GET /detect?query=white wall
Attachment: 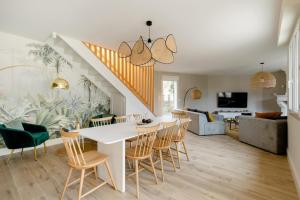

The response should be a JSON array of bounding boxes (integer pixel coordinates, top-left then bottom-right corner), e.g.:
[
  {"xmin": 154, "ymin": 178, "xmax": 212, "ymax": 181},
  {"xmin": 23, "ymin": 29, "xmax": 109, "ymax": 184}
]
[
  {"xmin": 288, "ymin": 113, "xmax": 300, "ymax": 197},
  {"xmin": 154, "ymin": 71, "xmax": 286, "ymax": 116},
  {"xmin": 206, "ymin": 75, "xmax": 264, "ymax": 112},
  {"xmin": 154, "ymin": 71, "xmax": 208, "ymax": 116}
]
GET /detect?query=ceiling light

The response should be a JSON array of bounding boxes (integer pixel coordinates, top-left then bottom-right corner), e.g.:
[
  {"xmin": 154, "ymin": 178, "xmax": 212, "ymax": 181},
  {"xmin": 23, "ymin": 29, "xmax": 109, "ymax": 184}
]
[
  {"xmin": 251, "ymin": 62, "xmax": 276, "ymax": 88},
  {"xmin": 118, "ymin": 20, "xmax": 177, "ymax": 66}
]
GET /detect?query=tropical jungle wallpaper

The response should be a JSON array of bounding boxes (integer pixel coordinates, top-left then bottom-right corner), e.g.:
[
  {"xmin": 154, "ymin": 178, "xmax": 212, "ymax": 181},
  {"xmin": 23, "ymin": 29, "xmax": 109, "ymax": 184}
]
[{"xmin": 0, "ymin": 32, "xmax": 110, "ymax": 148}]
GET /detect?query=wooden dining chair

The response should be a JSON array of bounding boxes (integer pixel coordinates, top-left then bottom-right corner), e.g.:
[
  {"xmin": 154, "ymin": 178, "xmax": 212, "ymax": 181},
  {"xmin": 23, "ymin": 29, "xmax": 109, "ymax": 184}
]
[
  {"xmin": 152, "ymin": 121, "xmax": 177, "ymax": 181},
  {"xmin": 126, "ymin": 124, "xmax": 160, "ymax": 199},
  {"xmin": 60, "ymin": 129, "xmax": 116, "ymax": 200},
  {"xmin": 171, "ymin": 118, "xmax": 191, "ymax": 169},
  {"xmin": 91, "ymin": 116, "xmax": 112, "ymax": 127},
  {"xmin": 115, "ymin": 115, "xmax": 130, "ymax": 123},
  {"xmin": 171, "ymin": 111, "xmax": 187, "ymax": 119}
]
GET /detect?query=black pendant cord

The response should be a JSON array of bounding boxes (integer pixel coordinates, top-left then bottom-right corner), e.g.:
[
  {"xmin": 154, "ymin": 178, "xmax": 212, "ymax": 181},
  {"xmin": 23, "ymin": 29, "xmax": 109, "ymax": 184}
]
[
  {"xmin": 260, "ymin": 62, "xmax": 264, "ymax": 72},
  {"xmin": 148, "ymin": 26, "xmax": 151, "ymax": 43},
  {"xmin": 147, "ymin": 20, "xmax": 152, "ymax": 44}
]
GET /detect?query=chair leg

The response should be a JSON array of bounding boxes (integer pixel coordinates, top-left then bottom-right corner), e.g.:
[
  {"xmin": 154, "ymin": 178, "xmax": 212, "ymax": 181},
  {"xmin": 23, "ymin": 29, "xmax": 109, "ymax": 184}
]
[
  {"xmin": 175, "ymin": 142, "xmax": 181, "ymax": 169},
  {"xmin": 21, "ymin": 148, "xmax": 24, "ymax": 158},
  {"xmin": 34, "ymin": 146, "xmax": 37, "ymax": 161},
  {"xmin": 78, "ymin": 169, "xmax": 85, "ymax": 200},
  {"xmin": 93, "ymin": 166, "xmax": 98, "ymax": 180},
  {"xmin": 104, "ymin": 161, "xmax": 116, "ymax": 190},
  {"xmin": 127, "ymin": 159, "xmax": 132, "ymax": 170},
  {"xmin": 61, "ymin": 168, "xmax": 73, "ymax": 200},
  {"xmin": 81, "ymin": 137, "xmax": 85, "ymax": 151},
  {"xmin": 182, "ymin": 141, "xmax": 190, "ymax": 161},
  {"xmin": 159, "ymin": 150, "xmax": 164, "ymax": 182},
  {"xmin": 43, "ymin": 142, "xmax": 47, "ymax": 154},
  {"xmin": 168, "ymin": 147, "xmax": 176, "ymax": 172},
  {"xmin": 135, "ymin": 160, "xmax": 139, "ymax": 199},
  {"xmin": 7, "ymin": 149, "xmax": 14, "ymax": 162},
  {"xmin": 149, "ymin": 156, "xmax": 158, "ymax": 184}
]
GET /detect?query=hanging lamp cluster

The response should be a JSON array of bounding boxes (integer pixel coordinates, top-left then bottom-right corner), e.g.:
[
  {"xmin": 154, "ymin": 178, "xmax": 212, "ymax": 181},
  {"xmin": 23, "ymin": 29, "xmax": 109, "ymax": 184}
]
[
  {"xmin": 251, "ymin": 62, "xmax": 276, "ymax": 88},
  {"xmin": 118, "ymin": 21, "xmax": 177, "ymax": 66}
]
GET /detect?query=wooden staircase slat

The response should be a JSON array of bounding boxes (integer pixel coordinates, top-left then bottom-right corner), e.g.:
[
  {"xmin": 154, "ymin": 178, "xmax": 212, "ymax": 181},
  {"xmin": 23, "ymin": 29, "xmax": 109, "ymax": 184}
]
[{"xmin": 82, "ymin": 42, "xmax": 154, "ymax": 112}]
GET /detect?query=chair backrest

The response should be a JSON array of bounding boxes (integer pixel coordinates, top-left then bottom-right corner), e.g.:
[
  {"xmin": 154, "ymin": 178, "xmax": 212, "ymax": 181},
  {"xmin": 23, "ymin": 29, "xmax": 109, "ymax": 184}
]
[
  {"xmin": 171, "ymin": 111, "xmax": 187, "ymax": 119},
  {"xmin": 132, "ymin": 114, "xmax": 143, "ymax": 122},
  {"xmin": 132, "ymin": 124, "xmax": 160, "ymax": 158},
  {"xmin": 157, "ymin": 121, "xmax": 177, "ymax": 147},
  {"xmin": 91, "ymin": 116, "xmax": 112, "ymax": 127},
  {"xmin": 173, "ymin": 118, "xmax": 191, "ymax": 141},
  {"xmin": 61, "ymin": 129, "xmax": 86, "ymax": 168},
  {"xmin": 115, "ymin": 115, "xmax": 130, "ymax": 123}
]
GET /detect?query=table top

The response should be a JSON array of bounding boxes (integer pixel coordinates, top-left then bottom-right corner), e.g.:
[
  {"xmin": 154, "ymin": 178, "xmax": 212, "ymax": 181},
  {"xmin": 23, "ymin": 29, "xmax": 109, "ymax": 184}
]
[{"xmin": 78, "ymin": 115, "xmax": 176, "ymax": 144}]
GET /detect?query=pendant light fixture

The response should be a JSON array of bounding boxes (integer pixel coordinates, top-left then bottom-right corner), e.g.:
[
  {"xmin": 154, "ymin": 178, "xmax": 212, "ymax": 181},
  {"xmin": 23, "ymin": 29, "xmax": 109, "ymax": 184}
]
[
  {"xmin": 118, "ymin": 20, "xmax": 177, "ymax": 66},
  {"xmin": 51, "ymin": 60, "xmax": 69, "ymax": 89},
  {"xmin": 251, "ymin": 62, "xmax": 276, "ymax": 88}
]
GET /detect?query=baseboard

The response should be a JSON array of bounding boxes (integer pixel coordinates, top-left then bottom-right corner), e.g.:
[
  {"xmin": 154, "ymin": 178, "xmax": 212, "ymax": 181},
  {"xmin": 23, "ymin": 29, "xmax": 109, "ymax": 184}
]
[
  {"xmin": 0, "ymin": 138, "xmax": 63, "ymax": 157},
  {"xmin": 287, "ymin": 149, "xmax": 300, "ymax": 198}
]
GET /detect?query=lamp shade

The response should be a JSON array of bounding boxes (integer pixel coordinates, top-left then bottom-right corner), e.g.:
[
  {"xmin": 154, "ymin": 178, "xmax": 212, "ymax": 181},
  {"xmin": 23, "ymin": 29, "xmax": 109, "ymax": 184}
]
[
  {"xmin": 51, "ymin": 77, "xmax": 69, "ymax": 89},
  {"xmin": 191, "ymin": 89, "xmax": 202, "ymax": 99},
  {"xmin": 251, "ymin": 72, "xmax": 276, "ymax": 88}
]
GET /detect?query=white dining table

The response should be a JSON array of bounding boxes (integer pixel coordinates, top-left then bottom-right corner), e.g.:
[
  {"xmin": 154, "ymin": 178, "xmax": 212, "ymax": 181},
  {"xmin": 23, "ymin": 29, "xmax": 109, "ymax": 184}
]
[{"xmin": 78, "ymin": 115, "xmax": 175, "ymax": 192}]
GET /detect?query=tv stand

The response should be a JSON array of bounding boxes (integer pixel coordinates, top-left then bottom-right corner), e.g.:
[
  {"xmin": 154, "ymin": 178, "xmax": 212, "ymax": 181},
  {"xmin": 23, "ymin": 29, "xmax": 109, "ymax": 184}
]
[{"xmin": 217, "ymin": 110, "xmax": 252, "ymax": 119}]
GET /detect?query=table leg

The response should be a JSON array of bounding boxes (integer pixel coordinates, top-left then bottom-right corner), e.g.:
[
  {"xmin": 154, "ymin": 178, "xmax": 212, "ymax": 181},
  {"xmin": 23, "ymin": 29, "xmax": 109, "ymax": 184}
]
[{"xmin": 97, "ymin": 140, "xmax": 125, "ymax": 192}]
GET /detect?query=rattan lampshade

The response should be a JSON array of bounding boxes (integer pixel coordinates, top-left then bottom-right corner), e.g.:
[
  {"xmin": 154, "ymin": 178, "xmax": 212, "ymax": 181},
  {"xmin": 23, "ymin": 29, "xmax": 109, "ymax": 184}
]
[
  {"xmin": 191, "ymin": 89, "xmax": 202, "ymax": 99},
  {"xmin": 251, "ymin": 71, "xmax": 276, "ymax": 88},
  {"xmin": 117, "ymin": 21, "xmax": 176, "ymax": 67},
  {"xmin": 251, "ymin": 62, "xmax": 276, "ymax": 88}
]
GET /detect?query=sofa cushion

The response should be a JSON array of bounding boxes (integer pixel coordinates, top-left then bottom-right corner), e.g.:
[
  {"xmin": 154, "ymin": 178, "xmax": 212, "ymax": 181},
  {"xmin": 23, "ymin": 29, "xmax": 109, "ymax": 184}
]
[
  {"xmin": 208, "ymin": 112, "xmax": 215, "ymax": 122},
  {"xmin": 255, "ymin": 112, "xmax": 282, "ymax": 119},
  {"xmin": 187, "ymin": 108, "xmax": 197, "ymax": 112},
  {"xmin": 4, "ymin": 118, "xmax": 24, "ymax": 130}
]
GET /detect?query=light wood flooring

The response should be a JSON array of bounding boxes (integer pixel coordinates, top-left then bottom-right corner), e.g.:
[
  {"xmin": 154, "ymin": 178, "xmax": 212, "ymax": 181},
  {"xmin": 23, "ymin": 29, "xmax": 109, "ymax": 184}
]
[{"xmin": 0, "ymin": 132, "xmax": 298, "ymax": 200}]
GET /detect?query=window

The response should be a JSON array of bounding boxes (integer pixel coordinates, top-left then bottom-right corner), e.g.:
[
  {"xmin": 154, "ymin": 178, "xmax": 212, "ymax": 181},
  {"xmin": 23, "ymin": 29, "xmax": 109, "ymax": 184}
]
[
  {"xmin": 162, "ymin": 76, "xmax": 178, "ymax": 114},
  {"xmin": 288, "ymin": 22, "xmax": 300, "ymax": 112}
]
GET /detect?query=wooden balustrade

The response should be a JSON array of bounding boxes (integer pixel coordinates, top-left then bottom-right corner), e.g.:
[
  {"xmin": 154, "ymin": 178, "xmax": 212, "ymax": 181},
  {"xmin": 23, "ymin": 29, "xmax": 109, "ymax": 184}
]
[{"xmin": 83, "ymin": 42, "xmax": 154, "ymax": 112}]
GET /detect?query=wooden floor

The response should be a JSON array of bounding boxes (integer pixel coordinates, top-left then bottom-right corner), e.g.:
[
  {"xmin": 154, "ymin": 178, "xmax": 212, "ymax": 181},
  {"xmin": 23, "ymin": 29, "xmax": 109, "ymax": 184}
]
[{"xmin": 0, "ymin": 132, "xmax": 298, "ymax": 200}]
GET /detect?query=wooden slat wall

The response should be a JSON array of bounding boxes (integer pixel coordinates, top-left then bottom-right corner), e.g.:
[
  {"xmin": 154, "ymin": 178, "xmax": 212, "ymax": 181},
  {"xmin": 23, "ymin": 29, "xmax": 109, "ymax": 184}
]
[{"xmin": 83, "ymin": 42, "xmax": 154, "ymax": 112}]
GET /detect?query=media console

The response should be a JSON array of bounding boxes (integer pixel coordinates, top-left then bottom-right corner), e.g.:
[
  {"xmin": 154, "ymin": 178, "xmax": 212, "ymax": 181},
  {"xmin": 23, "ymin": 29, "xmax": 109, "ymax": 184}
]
[{"xmin": 217, "ymin": 111, "xmax": 252, "ymax": 119}]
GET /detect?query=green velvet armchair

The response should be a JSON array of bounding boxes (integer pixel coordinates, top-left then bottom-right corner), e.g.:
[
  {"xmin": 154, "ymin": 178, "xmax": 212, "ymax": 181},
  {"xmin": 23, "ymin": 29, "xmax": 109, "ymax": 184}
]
[{"xmin": 0, "ymin": 123, "xmax": 49, "ymax": 161}]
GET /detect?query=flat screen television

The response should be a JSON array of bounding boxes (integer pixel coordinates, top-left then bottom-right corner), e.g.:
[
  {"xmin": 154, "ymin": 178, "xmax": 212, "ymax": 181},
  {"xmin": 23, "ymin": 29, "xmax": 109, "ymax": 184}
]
[{"xmin": 217, "ymin": 92, "xmax": 248, "ymax": 108}]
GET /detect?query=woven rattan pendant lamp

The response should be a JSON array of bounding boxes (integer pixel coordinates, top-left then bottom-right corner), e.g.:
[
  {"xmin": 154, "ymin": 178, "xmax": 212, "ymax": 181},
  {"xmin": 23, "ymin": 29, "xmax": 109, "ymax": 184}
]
[
  {"xmin": 118, "ymin": 20, "xmax": 176, "ymax": 66},
  {"xmin": 251, "ymin": 62, "xmax": 276, "ymax": 88}
]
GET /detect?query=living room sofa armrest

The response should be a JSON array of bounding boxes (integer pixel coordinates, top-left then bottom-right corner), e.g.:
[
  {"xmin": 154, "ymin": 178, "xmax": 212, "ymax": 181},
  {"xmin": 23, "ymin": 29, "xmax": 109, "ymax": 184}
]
[
  {"xmin": 213, "ymin": 114, "xmax": 224, "ymax": 121},
  {"xmin": 204, "ymin": 121, "xmax": 225, "ymax": 135}
]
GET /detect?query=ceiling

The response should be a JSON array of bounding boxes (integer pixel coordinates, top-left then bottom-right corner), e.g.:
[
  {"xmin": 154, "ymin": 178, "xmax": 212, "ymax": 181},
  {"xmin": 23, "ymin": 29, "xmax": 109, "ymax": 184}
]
[
  {"xmin": 278, "ymin": 0, "xmax": 300, "ymax": 46},
  {"xmin": 0, "ymin": 0, "xmax": 289, "ymax": 75}
]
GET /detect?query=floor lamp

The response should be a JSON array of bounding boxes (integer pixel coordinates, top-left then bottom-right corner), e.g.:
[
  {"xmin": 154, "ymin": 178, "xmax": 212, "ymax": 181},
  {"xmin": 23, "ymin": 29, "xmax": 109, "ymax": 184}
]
[{"xmin": 183, "ymin": 87, "xmax": 202, "ymax": 107}]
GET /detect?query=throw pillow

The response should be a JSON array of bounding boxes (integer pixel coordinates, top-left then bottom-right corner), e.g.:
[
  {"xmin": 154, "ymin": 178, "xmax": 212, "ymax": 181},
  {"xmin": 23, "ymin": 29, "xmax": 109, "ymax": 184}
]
[
  {"xmin": 208, "ymin": 113, "xmax": 215, "ymax": 122},
  {"xmin": 255, "ymin": 112, "xmax": 282, "ymax": 119},
  {"xmin": 5, "ymin": 118, "xmax": 24, "ymax": 130},
  {"xmin": 197, "ymin": 110, "xmax": 211, "ymax": 122}
]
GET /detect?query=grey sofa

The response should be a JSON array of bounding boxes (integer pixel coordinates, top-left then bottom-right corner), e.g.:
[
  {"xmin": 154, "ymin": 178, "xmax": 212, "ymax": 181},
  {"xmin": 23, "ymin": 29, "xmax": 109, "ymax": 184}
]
[
  {"xmin": 239, "ymin": 116, "xmax": 287, "ymax": 154},
  {"xmin": 181, "ymin": 110, "xmax": 225, "ymax": 136}
]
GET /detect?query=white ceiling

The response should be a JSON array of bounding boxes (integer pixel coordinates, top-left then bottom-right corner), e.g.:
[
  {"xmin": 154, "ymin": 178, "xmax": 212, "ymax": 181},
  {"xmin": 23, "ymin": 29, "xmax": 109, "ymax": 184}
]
[{"xmin": 0, "ymin": 0, "xmax": 288, "ymax": 75}]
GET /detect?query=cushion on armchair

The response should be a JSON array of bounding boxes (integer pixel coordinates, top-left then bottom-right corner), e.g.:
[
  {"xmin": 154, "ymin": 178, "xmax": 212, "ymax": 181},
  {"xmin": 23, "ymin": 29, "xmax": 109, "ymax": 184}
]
[{"xmin": 4, "ymin": 118, "xmax": 24, "ymax": 130}]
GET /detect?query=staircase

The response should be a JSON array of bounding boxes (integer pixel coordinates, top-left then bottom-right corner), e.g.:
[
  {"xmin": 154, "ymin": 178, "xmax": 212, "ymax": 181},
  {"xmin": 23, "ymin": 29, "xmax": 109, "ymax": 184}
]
[
  {"xmin": 47, "ymin": 34, "xmax": 154, "ymax": 117},
  {"xmin": 83, "ymin": 42, "xmax": 154, "ymax": 112}
]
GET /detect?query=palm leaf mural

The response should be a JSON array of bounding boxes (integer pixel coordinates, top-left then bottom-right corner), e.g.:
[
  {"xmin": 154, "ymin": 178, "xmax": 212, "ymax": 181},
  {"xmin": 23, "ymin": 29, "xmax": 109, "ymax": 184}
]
[
  {"xmin": 28, "ymin": 43, "xmax": 72, "ymax": 73},
  {"xmin": 0, "ymin": 103, "xmax": 38, "ymax": 123},
  {"xmin": 35, "ymin": 108, "xmax": 71, "ymax": 138},
  {"xmin": 79, "ymin": 75, "xmax": 97, "ymax": 104}
]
